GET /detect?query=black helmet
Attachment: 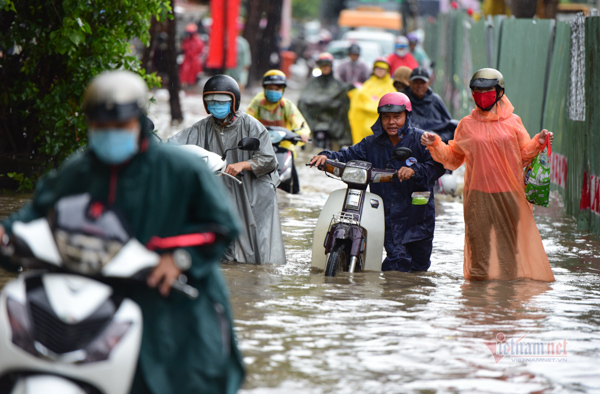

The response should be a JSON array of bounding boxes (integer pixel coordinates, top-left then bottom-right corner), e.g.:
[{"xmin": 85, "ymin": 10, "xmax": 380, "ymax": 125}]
[
  {"xmin": 348, "ymin": 43, "xmax": 360, "ymax": 55},
  {"xmin": 203, "ymin": 74, "xmax": 241, "ymax": 112},
  {"xmin": 469, "ymin": 68, "xmax": 505, "ymax": 90},
  {"xmin": 83, "ymin": 70, "xmax": 148, "ymax": 122}
]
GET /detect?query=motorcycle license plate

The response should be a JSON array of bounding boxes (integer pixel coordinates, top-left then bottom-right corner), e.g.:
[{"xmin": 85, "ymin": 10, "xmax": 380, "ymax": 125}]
[{"xmin": 345, "ymin": 190, "xmax": 361, "ymax": 210}]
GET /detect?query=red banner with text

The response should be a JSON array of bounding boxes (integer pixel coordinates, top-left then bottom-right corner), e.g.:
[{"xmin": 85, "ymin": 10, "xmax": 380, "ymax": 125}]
[{"xmin": 580, "ymin": 171, "xmax": 600, "ymax": 215}]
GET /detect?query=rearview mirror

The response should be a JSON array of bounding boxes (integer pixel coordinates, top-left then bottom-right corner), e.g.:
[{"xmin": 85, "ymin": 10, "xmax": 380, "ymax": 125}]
[
  {"xmin": 221, "ymin": 137, "xmax": 261, "ymax": 160},
  {"xmin": 238, "ymin": 137, "xmax": 260, "ymax": 151},
  {"xmin": 392, "ymin": 147, "xmax": 412, "ymax": 162}
]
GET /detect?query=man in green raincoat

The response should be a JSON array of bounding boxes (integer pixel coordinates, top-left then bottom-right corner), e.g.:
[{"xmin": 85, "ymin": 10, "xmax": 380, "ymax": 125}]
[{"xmin": 0, "ymin": 70, "xmax": 245, "ymax": 394}]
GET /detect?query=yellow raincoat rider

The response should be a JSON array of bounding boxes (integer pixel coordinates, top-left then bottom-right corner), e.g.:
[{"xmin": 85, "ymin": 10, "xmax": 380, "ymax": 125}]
[
  {"xmin": 247, "ymin": 69, "xmax": 311, "ymax": 153},
  {"xmin": 348, "ymin": 57, "xmax": 396, "ymax": 144}
]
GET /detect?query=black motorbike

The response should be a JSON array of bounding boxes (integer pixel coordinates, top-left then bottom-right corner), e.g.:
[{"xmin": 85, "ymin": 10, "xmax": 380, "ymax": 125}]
[
  {"xmin": 267, "ymin": 125, "xmax": 304, "ymax": 194},
  {"xmin": 312, "ymin": 122, "xmax": 334, "ymax": 151}
]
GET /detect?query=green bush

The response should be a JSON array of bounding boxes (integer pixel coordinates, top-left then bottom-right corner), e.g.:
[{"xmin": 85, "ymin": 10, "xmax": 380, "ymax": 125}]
[{"xmin": 0, "ymin": 0, "xmax": 169, "ymax": 171}]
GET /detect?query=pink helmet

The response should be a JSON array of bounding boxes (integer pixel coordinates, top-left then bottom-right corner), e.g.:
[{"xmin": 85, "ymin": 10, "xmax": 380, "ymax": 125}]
[
  {"xmin": 316, "ymin": 52, "xmax": 334, "ymax": 66},
  {"xmin": 377, "ymin": 92, "xmax": 412, "ymax": 114},
  {"xmin": 185, "ymin": 23, "xmax": 198, "ymax": 33}
]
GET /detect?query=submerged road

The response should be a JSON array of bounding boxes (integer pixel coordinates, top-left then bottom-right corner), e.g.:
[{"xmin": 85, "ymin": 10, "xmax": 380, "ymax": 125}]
[{"xmin": 1, "ymin": 84, "xmax": 599, "ymax": 393}]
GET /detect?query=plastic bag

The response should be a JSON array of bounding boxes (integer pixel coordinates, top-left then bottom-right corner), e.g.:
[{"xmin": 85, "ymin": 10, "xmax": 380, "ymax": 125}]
[{"xmin": 524, "ymin": 140, "xmax": 551, "ymax": 207}]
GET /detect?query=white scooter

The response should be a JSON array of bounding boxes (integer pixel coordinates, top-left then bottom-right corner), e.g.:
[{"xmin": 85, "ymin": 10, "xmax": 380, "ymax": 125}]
[
  {"xmin": 310, "ymin": 147, "xmax": 414, "ymax": 276},
  {"xmin": 0, "ymin": 193, "xmax": 219, "ymax": 394},
  {"xmin": 177, "ymin": 137, "xmax": 260, "ymax": 184}
]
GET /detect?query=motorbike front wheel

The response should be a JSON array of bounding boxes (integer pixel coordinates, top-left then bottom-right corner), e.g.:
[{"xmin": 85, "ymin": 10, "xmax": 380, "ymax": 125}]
[{"xmin": 325, "ymin": 240, "xmax": 351, "ymax": 277}]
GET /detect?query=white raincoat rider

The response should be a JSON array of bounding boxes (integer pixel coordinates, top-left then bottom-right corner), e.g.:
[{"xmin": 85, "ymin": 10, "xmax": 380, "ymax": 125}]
[{"xmin": 169, "ymin": 75, "xmax": 286, "ymax": 264}]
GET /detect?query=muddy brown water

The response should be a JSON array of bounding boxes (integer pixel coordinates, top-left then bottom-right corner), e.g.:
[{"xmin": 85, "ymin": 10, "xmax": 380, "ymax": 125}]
[{"xmin": 1, "ymin": 150, "xmax": 599, "ymax": 393}]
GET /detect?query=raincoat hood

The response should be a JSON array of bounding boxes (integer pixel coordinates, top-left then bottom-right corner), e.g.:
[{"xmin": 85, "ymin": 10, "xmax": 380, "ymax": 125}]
[
  {"xmin": 371, "ymin": 113, "xmax": 412, "ymax": 140},
  {"xmin": 348, "ymin": 74, "xmax": 396, "ymax": 144}
]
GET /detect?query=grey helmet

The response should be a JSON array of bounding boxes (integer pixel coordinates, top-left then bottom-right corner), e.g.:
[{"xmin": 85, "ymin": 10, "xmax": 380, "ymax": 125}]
[
  {"xmin": 83, "ymin": 70, "xmax": 148, "ymax": 122},
  {"xmin": 469, "ymin": 68, "xmax": 505, "ymax": 111},
  {"xmin": 469, "ymin": 68, "xmax": 505, "ymax": 90}
]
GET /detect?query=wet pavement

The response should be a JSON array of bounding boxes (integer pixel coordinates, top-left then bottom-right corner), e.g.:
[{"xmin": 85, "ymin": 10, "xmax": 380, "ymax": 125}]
[{"xmin": 1, "ymin": 83, "xmax": 599, "ymax": 393}]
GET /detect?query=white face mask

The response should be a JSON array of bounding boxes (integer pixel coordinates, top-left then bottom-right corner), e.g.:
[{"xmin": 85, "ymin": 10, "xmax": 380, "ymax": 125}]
[{"xmin": 396, "ymin": 48, "xmax": 408, "ymax": 57}]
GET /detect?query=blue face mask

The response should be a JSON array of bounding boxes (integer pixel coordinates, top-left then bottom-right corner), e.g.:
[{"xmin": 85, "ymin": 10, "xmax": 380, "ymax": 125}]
[
  {"xmin": 265, "ymin": 90, "xmax": 283, "ymax": 103},
  {"xmin": 206, "ymin": 102, "xmax": 231, "ymax": 119},
  {"xmin": 88, "ymin": 129, "xmax": 139, "ymax": 165}
]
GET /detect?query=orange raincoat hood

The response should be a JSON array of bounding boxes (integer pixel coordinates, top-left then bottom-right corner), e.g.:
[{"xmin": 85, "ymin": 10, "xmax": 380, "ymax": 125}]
[{"xmin": 432, "ymin": 95, "xmax": 542, "ymax": 194}]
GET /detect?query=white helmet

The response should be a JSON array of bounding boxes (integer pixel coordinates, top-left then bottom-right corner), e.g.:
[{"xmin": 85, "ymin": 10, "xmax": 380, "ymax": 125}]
[{"xmin": 83, "ymin": 70, "xmax": 148, "ymax": 122}]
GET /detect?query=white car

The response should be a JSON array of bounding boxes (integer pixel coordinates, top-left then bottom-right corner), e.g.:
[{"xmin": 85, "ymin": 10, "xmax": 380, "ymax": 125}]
[
  {"xmin": 325, "ymin": 39, "xmax": 383, "ymax": 67},
  {"xmin": 341, "ymin": 29, "xmax": 396, "ymax": 56}
]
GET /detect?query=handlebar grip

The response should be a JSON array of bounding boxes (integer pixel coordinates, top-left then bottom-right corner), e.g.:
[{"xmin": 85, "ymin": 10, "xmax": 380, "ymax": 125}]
[
  {"xmin": 378, "ymin": 173, "xmax": 397, "ymax": 183},
  {"xmin": 171, "ymin": 277, "xmax": 199, "ymax": 299}
]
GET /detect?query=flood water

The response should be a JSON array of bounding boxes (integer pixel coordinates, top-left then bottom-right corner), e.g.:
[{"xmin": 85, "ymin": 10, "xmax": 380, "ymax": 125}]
[{"xmin": 1, "ymin": 149, "xmax": 599, "ymax": 393}]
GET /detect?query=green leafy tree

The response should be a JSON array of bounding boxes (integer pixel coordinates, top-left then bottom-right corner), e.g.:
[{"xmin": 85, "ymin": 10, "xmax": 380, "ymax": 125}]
[
  {"xmin": 0, "ymin": 0, "xmax": 170, "ymax": 171},
  {"xmin": 292, "ymin": 0, "xmax": 321, "ymax": 21}
]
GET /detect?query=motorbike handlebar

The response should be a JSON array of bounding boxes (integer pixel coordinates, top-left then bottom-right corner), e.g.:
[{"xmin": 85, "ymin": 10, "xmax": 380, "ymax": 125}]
[
  {"xmin": 371, "ymin": 168, "xmax": 398, "ymax": 183},
  {"xmin": 307, "ymin": 159, "xmax": 402, "ymax": 183}
]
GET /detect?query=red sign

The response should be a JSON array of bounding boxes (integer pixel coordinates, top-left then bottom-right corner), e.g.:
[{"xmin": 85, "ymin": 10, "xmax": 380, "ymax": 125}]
[
  {"xmin": 206, "ymin": 0, "xmax": 239, "ymax": 70},
  {"xmin": 580, "ymin": 171, "xmax": 600, "ymax": 215},
  {"xmin": 550, "ymin": 153, "xmax": 567, "ymax": 189}
]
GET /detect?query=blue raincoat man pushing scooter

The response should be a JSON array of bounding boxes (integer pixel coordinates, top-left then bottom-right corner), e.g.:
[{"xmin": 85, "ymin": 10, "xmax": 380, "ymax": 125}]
[{"xmin": 310, "ymin": 92, "xmax": 445, "ymax": 272}]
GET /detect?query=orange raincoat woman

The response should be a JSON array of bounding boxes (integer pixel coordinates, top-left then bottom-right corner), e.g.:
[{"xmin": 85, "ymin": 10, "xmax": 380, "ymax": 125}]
[{"xmin": 421, "ymin": 68, "xmax": 554, "ymax": 282}]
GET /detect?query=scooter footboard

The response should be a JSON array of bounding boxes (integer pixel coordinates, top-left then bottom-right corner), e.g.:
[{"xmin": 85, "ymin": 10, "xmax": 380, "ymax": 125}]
[
  {"xmin": 360, "ymin": 192, "xmax": 386, "ymax": 271},
  {"xmin": 311, "ymin": 190, "xmax": 385, "ymax": 272}
]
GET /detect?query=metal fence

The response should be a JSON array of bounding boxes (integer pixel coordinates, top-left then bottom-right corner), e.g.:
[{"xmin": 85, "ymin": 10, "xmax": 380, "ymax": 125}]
[{"xmin": 423, "ymin": 12, "xmax": 600, "ymax": 235}]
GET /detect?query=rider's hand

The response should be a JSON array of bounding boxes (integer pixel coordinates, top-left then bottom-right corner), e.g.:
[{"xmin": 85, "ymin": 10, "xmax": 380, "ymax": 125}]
[
  {"xmin": 309, "ymin": 155, "xmax": 328, "ymax": 168},
  {"xmin": 300, "ymin": 134, "xmax": 310, "ymax": 143},
  {"xmin": 147, "ymin": 253, "xmax": 182, "ymax": 297},
  {"xmin": 225, "ymin": 161, "xmax": 251, "ymax": 176},
  {"xmin": 397, "ymin": 167, "xmax": 415, "ymax": 181},
  {"xmin": 0, "ymin": 226, "xmax": 5, "ymax": 244},
  {"xmin": 421, "ymin": 132, "xmax": 438, "ymax": 146},
  {"xmin": 538, "ymin": 129, "xmax": 554, "ymax": 145}
]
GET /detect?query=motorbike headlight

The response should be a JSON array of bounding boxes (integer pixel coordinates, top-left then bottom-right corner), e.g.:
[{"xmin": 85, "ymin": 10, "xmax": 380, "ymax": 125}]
[
  {"xmin": 6, "ymin": 297, "xmax": 37, "ymax": 355},
  {"xmin": 341, "ymin": 167, "xmax": 368, "ymax": 184},
  {"xmin": 81, "ymin": 320, "xmax": 133, "ymax": 363},
  {"xmin": 269, "ymin": 130, "xmax": 285, "ymax": 144},
  {"xmin": 54, "ymin": 229, "xmax": 123, "ymax": 275}
]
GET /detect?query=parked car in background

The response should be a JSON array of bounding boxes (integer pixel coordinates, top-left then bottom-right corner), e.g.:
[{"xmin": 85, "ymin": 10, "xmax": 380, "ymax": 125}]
[
  {"xmin": 325, "ymin": 40, "xmax": 383, "ymax": 68},
  {"xmin": 341, "ymin": 29, "xmax": 396, "ymax": 56}
]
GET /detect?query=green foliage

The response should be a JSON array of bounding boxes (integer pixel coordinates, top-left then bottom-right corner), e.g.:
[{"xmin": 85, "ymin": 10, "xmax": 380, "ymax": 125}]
[
  {"xmin": 3, "ymin": 172, "xmax": 34, "ymax": 193},
  {"xmin": 292, "ymin": 0, "xmax": 320, "ymax": 21},
  {"xmin": 0, "ymin": 0, "xmax": 170, "ymax": 169}
]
